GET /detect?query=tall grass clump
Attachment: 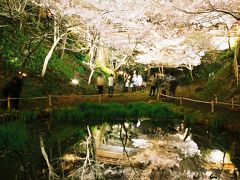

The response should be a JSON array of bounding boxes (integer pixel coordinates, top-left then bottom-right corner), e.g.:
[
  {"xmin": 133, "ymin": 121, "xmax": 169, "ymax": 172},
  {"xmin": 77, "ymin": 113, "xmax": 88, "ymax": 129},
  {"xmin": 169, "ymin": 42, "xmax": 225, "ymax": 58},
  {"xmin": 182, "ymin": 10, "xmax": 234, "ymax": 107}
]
[
  {"xmin": 0, "ymin": 122, "xmax": 30, "ymax": 151},
  {"xmin": 53, "ymin": 102, "xmax": 182, "ymax": 124},
  {"xmin": 151, "ymin": 103, "xmax": 171, "ymax": 120},
  {"xmin": 102, "ymin": 103, "xmax": 127, "ymax": 121},
  {"xmin": 79, "ymin": 102, "xmax": 105, "ymax": 121},
  {"xmin": 53, "ymin": 107, "xmax": 83, "ymax": 124},
  {"xmin": 184, "ymin": 111, "xmax": 202, "ymax": 125},
  {"xmin": 127, "ymin": 102, "xmax": 153, "ymax": 119},
  {"xmin": 208, "ymin": 115, "xmax": 225, "ymax": 129},
  {"xmin": 17, "ymin": 110, "xmax": 38, "ymax": 122}
]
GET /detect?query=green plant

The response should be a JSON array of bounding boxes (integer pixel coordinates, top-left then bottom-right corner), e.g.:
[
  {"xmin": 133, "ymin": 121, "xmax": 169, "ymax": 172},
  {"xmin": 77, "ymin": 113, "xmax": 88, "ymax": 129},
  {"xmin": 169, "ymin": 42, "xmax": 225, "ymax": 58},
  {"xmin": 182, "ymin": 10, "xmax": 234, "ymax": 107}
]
[
  {"xmin": 53, "ymin": 107, "xmax": 84, "ymax": 124},
  {"xmin": 102, "ymin": 103, "xmax": 127, "ymax": 121},
  {"xmin": 0, "ymin": 122, "xmax": 30, "ymax": 151},
  {"xmin": 151, "ymin": 103, "xmax": 171, "ymax": 119},
  {"xmin": 209, "ymin": 115, "xmax": 225, "ymax": 129}
]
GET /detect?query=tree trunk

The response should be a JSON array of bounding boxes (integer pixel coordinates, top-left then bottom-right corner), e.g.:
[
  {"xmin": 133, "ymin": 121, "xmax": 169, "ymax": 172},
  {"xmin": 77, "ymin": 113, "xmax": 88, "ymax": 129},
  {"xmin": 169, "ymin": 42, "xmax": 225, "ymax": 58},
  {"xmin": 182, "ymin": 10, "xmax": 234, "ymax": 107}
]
[
  {"xmin": 147, "ymin": 66, "xmax": 151, "ymax": 81},
  {"xmin": 226, "ymin": 27, "xmax": 231, "ymax": 51},
  {"xmin": 60, "ymin": 34, "xmax": 67, "ymax": 60},
  {"xmin": 114, "ymin": 54, "xmax": 128, "ymax": 71},
  {"xmin": 233, "ymin": 37, "xmax": 240, "ymax": 86},
  {"xmin": 187, "ymin": 63, "xmax": 194, "ymax": 81},
  {"xmin": 87, "ymin": 36, "xmax": 98, "ymax": 84},
  {"xmin": 41, "ymin": 37, "xmax": 61, "ymax": 77},
  {"xmin": 88, "ymin": 69, "xmax": 95, "ymax": 84},
  {"xmin": 39, "ymin": 135, "xmax": 59, "ymax": 180},
  {"xmin": 190, "ymin": 69, "xmax": 193, "ymax": 81}
]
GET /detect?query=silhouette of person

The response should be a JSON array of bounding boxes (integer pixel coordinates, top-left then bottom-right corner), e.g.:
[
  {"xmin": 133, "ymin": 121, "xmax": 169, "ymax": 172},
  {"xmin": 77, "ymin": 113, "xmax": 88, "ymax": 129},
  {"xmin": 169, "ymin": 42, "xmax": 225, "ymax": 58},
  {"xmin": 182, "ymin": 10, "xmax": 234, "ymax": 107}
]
[
  {"xmin": 169, "ymin": 78, "xmax": 178, "ymax": 97},
  {"xmin": 108, "ymin": 74, "xmax": 115, "ymax": 97},
  {"xmin": 2, "ymin": 71, "xmax": 26, "ymax": 110}
]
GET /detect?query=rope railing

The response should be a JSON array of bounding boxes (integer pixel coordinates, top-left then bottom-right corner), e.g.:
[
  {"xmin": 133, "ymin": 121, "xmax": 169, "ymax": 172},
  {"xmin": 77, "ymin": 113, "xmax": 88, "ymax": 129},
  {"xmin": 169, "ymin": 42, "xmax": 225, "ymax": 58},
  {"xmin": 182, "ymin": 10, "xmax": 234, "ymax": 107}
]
[
  {"xmin": 182, "ymin": 97, "xmax": 211, "ymax": 104},
  {"xmin": 0, "ymin": 93, "xmax": 240, "ymax": 113}
]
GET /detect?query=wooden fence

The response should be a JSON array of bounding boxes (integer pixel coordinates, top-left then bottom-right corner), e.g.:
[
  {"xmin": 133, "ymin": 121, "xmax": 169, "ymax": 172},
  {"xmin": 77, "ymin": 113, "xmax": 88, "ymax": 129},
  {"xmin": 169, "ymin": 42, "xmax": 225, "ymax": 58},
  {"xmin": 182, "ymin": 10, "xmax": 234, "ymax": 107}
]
[{"xmin": 0, "ymin": 93, "xmax": 240, "ymax": 113}]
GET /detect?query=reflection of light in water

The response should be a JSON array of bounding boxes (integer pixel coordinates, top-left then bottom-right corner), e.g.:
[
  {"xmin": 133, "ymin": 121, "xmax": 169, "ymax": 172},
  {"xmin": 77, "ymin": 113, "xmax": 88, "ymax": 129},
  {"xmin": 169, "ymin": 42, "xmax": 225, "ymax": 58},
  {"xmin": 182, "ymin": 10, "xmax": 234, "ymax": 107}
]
[
  {"xmin": 132, "ymin": 138, "xmax": 150, "ymax": 148},
  {"xmin": 124, "ymin": 122, "xmax": 129, "ymax": 128},
  {"xmin": 178, "ymin": 128, "xmax": 192, "ymax": 141},
  {"xmin": 136, "ymin": 120, "xmax": 141, "ymax": 128},
  {"xmin": 208, "ymin": 150, "xmax": 232, "ymax": 163}
]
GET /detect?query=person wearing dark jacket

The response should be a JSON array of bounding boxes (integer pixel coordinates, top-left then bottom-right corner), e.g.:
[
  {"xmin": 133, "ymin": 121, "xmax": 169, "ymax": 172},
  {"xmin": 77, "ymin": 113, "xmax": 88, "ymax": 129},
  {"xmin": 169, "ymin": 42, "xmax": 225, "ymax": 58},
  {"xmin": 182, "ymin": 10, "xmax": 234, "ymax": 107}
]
[
  {"xmin": 2, "ymin": 72, "xmax": 26, "ymax": 110},
  {"xmin": 169, "ymin": 79, "xmax": 178, "ymax": 97}
]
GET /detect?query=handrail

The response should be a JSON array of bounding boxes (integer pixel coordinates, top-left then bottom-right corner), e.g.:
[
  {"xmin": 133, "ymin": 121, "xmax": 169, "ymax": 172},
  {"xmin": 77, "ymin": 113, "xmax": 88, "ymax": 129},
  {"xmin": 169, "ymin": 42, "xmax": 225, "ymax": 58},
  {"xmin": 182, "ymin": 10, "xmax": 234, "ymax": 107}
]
[
  {"xmin": 216, "ymin": 101, "xmax": 240, "ymax": 107},
  {"xmin": 0, "ymin": 93, "xmax": 240, "ymax": 113},
  {"xmin": 182, "ymin": 97, "xmax": 211, "ymax": 104}
]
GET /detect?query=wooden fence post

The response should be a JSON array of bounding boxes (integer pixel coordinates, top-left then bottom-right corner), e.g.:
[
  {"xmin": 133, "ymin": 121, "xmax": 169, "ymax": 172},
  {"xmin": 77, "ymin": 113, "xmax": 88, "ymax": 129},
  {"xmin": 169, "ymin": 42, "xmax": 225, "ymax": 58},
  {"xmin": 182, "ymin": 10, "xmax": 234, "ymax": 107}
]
[
  {"xmin": 211, "ymin": 100, "xmax": 215, "ymax": 113},
  {"xmin": 214, "ymin": 96, "xmax": 218, "ymax": 104},
  {"xmin": 157, "ymin": 93, "xmax": 160, "ymax": 101},
  {"xmin": 48, "ymin": 95, "xmax": 52, "ymax": 108},
  {"xmin": 180, "ymin": 97, "xmax": 183, "ymax": 106},
  {"xmin": 98, "ymin": 94, "xmax": 102, "ymax": 104},
  {"xmin": 7, "ymin": 97, "xmax": 11, "ymax": 111},
  {"xmin": 231, "ymin": 98, "xmax": 234, "ymax": 109}
]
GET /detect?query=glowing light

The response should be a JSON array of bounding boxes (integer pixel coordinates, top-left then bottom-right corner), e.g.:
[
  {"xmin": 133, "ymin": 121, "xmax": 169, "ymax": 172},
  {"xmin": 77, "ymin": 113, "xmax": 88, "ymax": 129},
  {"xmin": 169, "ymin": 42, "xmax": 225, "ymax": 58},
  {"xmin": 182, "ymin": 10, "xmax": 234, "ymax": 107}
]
[
  {"xmin": 71, "ymin": 79, "xmax": 79, "ymax": 85},
  {"xmin": 18, "ymin": 71, "xmax": 27, "ymax": 77},
  {"xmin": 118, "ymin": 70, "xmax": 123, "ymax": 75},
  {"xmin": 207, "ymin": 150, "xmax": 232, "ymax": 163}
]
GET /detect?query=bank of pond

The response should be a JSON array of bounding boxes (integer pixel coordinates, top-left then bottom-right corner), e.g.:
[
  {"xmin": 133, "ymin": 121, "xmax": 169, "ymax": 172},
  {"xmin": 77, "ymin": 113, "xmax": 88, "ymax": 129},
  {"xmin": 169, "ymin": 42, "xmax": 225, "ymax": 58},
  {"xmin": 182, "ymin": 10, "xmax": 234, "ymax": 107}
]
[{"xmin": 0, "ymin": 102, "xmax": 239, "ymax": 179}]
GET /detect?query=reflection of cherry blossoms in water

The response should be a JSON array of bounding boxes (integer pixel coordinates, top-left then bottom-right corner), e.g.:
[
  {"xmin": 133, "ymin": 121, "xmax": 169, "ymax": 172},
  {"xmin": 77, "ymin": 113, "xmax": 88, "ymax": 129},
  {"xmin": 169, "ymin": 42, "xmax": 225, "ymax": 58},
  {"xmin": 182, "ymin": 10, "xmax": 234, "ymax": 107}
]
[
  {"xmin": 123, "ymin": 134, "xmax": 206, "ymax": 180},
  {"xmin": 103, "ymin": 126, "xmax": 237, "ymax": 180}
]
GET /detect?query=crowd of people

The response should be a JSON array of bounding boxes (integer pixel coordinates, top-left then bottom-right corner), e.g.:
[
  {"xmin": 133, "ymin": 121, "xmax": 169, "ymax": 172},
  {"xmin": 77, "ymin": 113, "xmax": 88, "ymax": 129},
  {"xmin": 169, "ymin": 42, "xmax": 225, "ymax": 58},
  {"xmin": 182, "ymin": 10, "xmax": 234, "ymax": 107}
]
[
  {"xmin": 96, "ymin": 71, "xmax": 178, "ymax": 99},
  {"xmin": 1, "ymin": 70, "xmax": 178, "ymax": 111},
  {"xmin": 149, "ymin": 73, "xmax": 178, "ymax": 98},
  {"xmin": 96, "ymin": 70, "xmax": 146, "ymax": 97}
]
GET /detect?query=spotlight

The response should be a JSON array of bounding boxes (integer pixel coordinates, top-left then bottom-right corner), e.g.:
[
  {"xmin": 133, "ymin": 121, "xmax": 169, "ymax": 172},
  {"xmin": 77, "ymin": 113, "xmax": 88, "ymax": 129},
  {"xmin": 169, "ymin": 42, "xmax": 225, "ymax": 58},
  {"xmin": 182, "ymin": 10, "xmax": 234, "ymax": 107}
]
[
  {"xmin": 71, "ymin": 79, "xmax": 79, "ymax": 85},
  {"xmin": 18, "ymin": 71, "xmax": 27, "ymax": 77}
]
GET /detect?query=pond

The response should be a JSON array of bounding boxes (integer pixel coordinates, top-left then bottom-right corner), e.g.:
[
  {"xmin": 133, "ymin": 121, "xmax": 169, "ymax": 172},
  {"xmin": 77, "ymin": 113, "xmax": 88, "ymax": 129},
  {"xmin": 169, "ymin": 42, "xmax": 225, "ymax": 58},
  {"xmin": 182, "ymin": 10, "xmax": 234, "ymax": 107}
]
[
  {"xmin": 0, "ymin": 118, "xmax": 239, "ymax": 180},
  {"xmin": 88, "ymin": 119, "xmax": 240, "ymax": 180}
]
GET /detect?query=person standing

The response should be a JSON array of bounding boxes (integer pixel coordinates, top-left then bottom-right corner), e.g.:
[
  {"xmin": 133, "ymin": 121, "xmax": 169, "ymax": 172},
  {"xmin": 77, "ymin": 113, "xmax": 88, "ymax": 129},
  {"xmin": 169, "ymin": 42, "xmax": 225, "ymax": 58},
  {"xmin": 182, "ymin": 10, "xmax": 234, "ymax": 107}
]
[
  {"xmin": 117, "ymin": 71, "xmax": 124, "ymax": 93},
  {"xmin": 108, "ymin": 74, "xmax": 115, "ymax": 97},
  {"xmin": 149, "ymin": 74, "xmax": 157, "ymax": 96},
  {"xmin": 124, "ymin": 76, "xmax": 130, "ymax": 92},
  {"xmin": 2, "ymin": 71, "xmax": 26, "ymax": 110},
  {"xmin": 132, "ymin": 70, "xmax": 138, "ymax": 92},
  {"xmin": 169, "ymin": 78, "xmax": 178, "ymax": 97},
  {"xmin": 96, "ymin": 74, "xmax": 104, "ymax": 95}
]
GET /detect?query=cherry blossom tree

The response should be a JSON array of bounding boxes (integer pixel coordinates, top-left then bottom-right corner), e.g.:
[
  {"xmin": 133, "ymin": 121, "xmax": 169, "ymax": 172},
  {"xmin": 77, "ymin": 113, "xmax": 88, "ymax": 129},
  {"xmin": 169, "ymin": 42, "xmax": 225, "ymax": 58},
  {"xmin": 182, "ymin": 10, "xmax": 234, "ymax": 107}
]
[{"xmin": 31, "ymin": 0, "xmax": 239, "ymax": 79}]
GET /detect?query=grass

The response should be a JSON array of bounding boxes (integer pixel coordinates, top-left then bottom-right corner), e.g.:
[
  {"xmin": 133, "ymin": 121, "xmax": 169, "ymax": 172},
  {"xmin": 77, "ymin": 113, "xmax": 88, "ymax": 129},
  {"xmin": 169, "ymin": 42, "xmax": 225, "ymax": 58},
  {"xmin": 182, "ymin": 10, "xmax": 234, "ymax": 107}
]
[
  {"xmin": 0, "ymin": 121, "xmax": 30, "ymax": 151},
  {"xmin": 52, "ymin": 102, "xmax": 178, "ymax": 125},
  {"xmin": 51, "ymin": 102, "xmax": 227, "ymax": 131}
]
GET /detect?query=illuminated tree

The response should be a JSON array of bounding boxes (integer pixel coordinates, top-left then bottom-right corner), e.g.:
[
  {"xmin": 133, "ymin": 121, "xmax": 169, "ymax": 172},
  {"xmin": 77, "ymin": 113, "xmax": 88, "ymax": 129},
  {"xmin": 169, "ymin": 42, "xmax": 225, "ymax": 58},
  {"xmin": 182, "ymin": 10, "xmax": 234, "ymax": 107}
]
[
  {"xmin": 0, "ymin": 0, "xmax": 48, "ymax": 69},
  {"xmin": 31, "ymin": 0, "xmax": 239, "ymax": 79}
]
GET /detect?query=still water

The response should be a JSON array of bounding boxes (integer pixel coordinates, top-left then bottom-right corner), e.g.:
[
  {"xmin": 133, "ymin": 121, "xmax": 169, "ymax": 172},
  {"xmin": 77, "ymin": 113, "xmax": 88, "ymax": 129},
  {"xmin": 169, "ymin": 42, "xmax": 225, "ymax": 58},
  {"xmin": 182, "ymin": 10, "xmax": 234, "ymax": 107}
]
[
  {"xmin": 92, "ymin": 119, "xmax": 240, "ymax": 179},
  {"xmin": 0, "ymin": 118, "xmax": 239, "ymax": 179}
]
